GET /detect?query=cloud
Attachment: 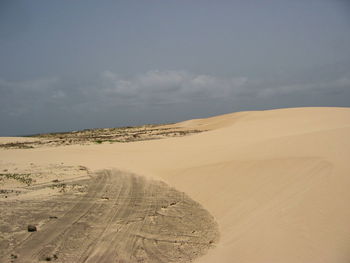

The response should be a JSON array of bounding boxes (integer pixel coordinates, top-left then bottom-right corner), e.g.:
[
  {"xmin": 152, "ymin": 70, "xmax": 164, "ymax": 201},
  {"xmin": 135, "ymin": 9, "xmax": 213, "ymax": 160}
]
[
  {"xmin": 101, "ymin": 70, "xmax": 248, "ymax": 104},
  {"xmin": 257, "ymin": 76, "xmax": 350, "ymax": 98},
  {"xmin": 100, "ymin": 69, "xmax": 350, "ymax": 105},
  {"xmin": 0, "ymin": 77, "xmax": 58, "ymax": 91},
  {"xmin": 0, "ymin": 70, "xmax": 349, "ymax": 121},
  {"xmin": 0, "ymin": 77, "xmax": 61, "ymax": 116}
]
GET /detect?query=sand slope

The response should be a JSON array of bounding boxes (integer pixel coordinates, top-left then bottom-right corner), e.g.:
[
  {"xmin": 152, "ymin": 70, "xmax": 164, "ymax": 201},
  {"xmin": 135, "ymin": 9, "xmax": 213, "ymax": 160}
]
[{"xmin": 1, "ymin": 107, "xmax": 350, "ymax": 262}]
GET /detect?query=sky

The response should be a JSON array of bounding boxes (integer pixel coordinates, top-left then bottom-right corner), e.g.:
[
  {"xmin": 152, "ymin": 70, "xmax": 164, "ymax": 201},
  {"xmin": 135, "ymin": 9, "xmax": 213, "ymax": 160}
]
[{"xmin": 0, "ymin": 0, "xmax": 350, "ymax": 136}]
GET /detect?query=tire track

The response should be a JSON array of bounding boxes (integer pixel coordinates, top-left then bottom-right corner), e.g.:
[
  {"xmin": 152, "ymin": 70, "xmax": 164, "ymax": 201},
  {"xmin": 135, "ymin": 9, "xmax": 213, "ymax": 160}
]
[
  {"xmin": 6, "ymin": 170, "xmax": 219, "ymax": 263},
  {"xmin": 12, "ymin": 173, "xmax": 111, "ymax": 262}
]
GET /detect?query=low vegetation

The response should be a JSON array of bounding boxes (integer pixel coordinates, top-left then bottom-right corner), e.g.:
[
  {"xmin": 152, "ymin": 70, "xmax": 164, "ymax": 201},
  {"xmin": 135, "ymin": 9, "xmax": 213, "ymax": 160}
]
[
  {"xmin": 0, "ymin": 173, "xmax": 35, "ymax": 186},
  {"xmin": 0, "ymin": 124, "xmax": 204, "ymax": 149}
]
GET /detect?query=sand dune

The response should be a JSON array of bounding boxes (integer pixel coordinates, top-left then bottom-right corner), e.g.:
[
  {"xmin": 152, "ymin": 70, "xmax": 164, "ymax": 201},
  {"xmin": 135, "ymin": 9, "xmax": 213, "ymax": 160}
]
[{"xmin": 1, "ymin": 107, "xmax": 350, "ymax": 262}]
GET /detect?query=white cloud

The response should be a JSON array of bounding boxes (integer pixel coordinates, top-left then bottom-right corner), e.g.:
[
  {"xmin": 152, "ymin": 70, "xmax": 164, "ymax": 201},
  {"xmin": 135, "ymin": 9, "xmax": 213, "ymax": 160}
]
[{"xmin": 101, "ymin": 70, "xmax": 248, "ymax": 104}]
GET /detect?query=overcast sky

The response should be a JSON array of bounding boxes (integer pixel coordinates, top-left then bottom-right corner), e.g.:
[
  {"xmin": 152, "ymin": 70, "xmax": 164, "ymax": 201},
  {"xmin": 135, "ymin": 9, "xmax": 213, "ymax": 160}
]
[{"xmin": 1, "ymin": 0, "xmax": 350, "ymax": 136}]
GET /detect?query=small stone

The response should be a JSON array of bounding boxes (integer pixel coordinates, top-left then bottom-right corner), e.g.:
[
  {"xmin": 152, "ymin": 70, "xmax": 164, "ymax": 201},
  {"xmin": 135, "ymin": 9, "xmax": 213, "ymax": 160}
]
[{"xmin": 27, "ymin": 225, "xmax": 37, "ymax": 232}]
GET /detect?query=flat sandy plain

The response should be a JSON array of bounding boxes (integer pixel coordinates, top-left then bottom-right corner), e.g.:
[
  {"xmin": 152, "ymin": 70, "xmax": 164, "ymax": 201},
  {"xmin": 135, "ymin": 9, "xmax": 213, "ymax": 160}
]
[{"xmin": 1, "ymin": 107, "xmax": 350, "ymax": 262}]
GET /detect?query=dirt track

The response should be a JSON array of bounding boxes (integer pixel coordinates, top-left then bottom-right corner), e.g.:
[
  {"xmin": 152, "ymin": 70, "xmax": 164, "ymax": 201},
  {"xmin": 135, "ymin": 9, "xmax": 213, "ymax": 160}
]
[{"xmin": 1, "ymin": 170, "xmax": 218, "ymax": 263}]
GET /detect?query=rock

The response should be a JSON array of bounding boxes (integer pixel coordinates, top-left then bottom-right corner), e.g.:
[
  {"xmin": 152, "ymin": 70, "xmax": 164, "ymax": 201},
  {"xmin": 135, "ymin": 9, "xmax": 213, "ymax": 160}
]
[
  {"xmin": 44, "ymin": 254, "xmax": 58, "ymax": 261},
  {"xmin": 27, "ymin": 225, "xmax": 37, "ymax": 232}
]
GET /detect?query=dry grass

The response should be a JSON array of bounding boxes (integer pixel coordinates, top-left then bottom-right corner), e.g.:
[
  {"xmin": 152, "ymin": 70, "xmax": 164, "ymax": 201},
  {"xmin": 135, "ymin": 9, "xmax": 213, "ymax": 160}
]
[{"xmin": 0, "ymin": 173, "xmax": 35, "ymax": 186}]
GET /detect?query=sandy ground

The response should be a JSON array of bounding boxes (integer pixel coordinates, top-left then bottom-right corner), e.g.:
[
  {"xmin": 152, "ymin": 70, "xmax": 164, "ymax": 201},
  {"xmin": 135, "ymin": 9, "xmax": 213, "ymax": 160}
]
[
  {"xmin": 1, "ymin": 170, "xmax": 217, "ymax": 262},
  {"xmin": 1, "ymin": 107, "xmax": 350, "ymax": 262}
]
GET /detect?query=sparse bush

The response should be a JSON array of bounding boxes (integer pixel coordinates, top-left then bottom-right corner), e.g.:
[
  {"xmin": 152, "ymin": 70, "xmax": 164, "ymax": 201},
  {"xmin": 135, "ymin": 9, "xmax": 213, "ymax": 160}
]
[{"xmin": 0, "ymin": 173, "xmax": 35, "ymax": 186}]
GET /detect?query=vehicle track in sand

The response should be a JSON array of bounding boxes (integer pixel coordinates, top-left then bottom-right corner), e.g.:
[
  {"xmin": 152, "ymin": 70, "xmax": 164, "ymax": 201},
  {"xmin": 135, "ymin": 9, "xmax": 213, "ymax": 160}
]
[{"xmin": 2, "ymin": 170, "xmax": 219, "ymax": 263}]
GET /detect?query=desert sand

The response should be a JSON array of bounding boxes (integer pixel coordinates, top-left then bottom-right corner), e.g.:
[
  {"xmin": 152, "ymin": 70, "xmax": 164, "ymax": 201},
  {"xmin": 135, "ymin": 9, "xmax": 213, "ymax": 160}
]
[{"xmin": 1, "ymin": 107, "xmax": 350, "ymax": 262}]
